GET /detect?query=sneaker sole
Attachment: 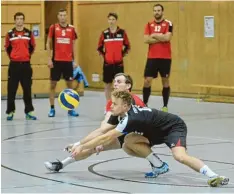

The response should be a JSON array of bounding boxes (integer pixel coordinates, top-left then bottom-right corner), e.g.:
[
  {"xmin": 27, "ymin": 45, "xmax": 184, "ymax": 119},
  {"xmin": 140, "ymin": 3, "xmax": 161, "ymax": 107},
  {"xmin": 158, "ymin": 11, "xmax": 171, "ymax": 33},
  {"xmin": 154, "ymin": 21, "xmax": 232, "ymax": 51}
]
[{"xmin": 145, "ymin": 168, "xmax": 169, "ymax": 178}]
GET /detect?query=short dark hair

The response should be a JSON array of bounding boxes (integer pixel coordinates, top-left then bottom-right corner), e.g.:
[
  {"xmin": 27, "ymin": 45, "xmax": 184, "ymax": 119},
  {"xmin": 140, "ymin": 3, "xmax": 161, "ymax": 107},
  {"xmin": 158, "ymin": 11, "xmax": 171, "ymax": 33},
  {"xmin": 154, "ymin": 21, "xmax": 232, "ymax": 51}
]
[
  {"xmin": 14, "ymin": 12, "xmax": 25, "ymax": 20},
  {"xmin": 107, "ymin": 12, "xmax": 118, "ymax": 20},
  {"xmin": 58, "ymin": 8, "xmax": 67, "ymax": 14},
  {"xmin": 153, "ymin": 4, "xmax": 164, "ymax": 11},
  {"xmin": 114, "ymin": 73, "xmax": 133, "ymax": 92}
]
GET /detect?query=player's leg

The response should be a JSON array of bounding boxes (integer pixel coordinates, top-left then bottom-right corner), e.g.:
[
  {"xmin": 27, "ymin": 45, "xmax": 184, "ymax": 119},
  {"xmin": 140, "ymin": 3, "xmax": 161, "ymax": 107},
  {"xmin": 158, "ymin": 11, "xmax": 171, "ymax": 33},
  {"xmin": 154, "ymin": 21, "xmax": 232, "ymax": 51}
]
[
  {"xmin": 63, "ymin": 62, "xmax": 79, "ymax": 117},
  {"xmin": 158, "ymin": 59, "xmax": 171, "ymax": 112},
  {"xmin": 103, "ymin": 64, "xmax": 114, "ymax": 110},
  {"xmin": 123, "ymin": 133, "xmax": 169, "ymax": 178},
  {"xmin": 6, "ymin": 62, "xmax": 20, "ymax": 120},
  {"xmin": 44, "ymin": 138, "xmax": 122, "ymax": 172},
  {"xmin": 143, "ymin": 59, "xmax": 158, "ymax": 106},
  {"xmin": 167, "ymin": 123, "xmax": 229, "ymax": 187},
  {"xmin": 20, "ymin": 62, "xmax": 36, "ymax": 120},
  {"xmin": 48, "ymin": 61, "xmax": 61, "ymax": 117}
]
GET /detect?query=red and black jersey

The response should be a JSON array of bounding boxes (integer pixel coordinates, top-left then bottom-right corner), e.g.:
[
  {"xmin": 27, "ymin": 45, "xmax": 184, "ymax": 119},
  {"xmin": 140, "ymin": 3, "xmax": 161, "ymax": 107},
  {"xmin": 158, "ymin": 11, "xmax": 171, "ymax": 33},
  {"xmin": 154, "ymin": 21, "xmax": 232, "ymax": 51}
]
[
  {"xmin": 144, "ymin": 19, "xmax": 173, "ymax": 59},
  {"xmin": 48, "ymin": 23, "xmax": 77, "ymax": 62},
  {"xmin": 106, "ymin": 93, "xmax": 145, "ymax": 112},
  {"xmin": 97, "ymin": 27, "xmax": 130, "ymax": 65},
  {"xmin": 5, "ymin": 27, "xmax": 35, "ymax": 62}
]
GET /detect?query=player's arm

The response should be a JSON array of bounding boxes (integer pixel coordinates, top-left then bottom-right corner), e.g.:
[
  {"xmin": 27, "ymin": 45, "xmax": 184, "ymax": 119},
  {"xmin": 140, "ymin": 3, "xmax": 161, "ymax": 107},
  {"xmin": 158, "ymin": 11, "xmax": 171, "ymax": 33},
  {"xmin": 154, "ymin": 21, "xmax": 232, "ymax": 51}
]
[
  {"xmin": 144, "ymin": 35, "xmax": 161, "ymax": 44},
  {"xmin": 72, "ymin": 129, "xmax": 123, "ymax": 157},
  {"xmin": 5, "ymin": 33, "xmax": 11, "ymax": 59},
  {"xmin": 97, "ymin": 32, "xmax": 105, "ymax": 57},
  {"xmin": 151, "ymin": 22, "xmax": 173, "ymax": 42},
  {"xmin": 143, "ymin": 23, "xmax": 161, "ymax": 44},
  {"xmin": 46, "ymin": 25, "xmax": 53, "ymax": 67},
  {"xmin": 79, "ymin": 121, "xmax": 116, "ymax": 145},
  {"xmin": 72, "ymin": 28, "xmax": 79, "ymax": 68},
  {"xmin": 122, "ymin": 30, "xmax": 130, "ymax": 56},
  {"xmin": 29, "ymin": 32, "xmax": 36, "ymax": 56}
]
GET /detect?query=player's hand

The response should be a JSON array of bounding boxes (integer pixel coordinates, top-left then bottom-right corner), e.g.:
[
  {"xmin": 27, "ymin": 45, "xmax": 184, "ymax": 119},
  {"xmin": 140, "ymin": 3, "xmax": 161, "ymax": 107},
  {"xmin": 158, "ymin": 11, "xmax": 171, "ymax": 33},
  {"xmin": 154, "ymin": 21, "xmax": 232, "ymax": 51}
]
[
  {"xmin": 64, "ymin": 144, "xmax": 74, "ymax": 153},
  {"xmin": 95, "ymin": 145, "xmax": 104, "ymax": 155},
  {"xmin": 71, "ymin": 145, "xmax": 83, "ymax": 158},
  {"xmin": 48, "ymin": 59, "xmax": 53, "ymax": 68}
]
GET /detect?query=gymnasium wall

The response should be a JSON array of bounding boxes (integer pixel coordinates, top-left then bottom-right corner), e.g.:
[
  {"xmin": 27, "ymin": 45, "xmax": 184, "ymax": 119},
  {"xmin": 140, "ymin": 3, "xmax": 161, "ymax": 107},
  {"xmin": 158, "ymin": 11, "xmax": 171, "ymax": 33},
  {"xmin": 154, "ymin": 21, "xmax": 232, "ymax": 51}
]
[
  {"xmin": 1, "ymin": 1, "xmax": 234, "ymax": 98},
  {"xmin": 75, "ymin": 1, "xmax": 234, "ymax": 97},
  {"xmin": 1, "ymin": 1, "xmax": 83, "ymax": 97}
]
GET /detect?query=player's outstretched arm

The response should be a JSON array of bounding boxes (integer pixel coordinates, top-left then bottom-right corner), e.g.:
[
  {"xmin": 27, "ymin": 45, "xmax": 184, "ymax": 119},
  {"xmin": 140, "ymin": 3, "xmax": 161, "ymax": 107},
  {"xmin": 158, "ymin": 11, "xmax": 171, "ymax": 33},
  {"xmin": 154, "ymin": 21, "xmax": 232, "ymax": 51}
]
[{"xmin": 72, "ymin": 129, "xmax": 122, "ymax": 157}]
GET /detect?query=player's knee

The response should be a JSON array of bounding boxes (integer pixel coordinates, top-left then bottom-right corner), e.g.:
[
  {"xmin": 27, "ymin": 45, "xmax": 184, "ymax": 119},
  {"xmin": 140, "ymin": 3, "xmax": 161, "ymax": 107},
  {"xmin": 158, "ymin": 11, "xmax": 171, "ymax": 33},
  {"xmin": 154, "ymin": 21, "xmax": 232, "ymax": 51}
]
[
  {"xmin": 144, "ymin": 77, "xmax": 152, "ymax": 87},
  {"xmin": 173, "ymin": 152, "xmax": 186, "ymax": 164},
  {"xmin": 122, "ymin": 143, "xmax": 135, "ymax": 156},
  {"xmin": 161, "ymin": 78, "xmax": 170, "ymax": 87},
  {"xmin": 50, "ymin": 82, "xmax": 57, "ymax": 90}
]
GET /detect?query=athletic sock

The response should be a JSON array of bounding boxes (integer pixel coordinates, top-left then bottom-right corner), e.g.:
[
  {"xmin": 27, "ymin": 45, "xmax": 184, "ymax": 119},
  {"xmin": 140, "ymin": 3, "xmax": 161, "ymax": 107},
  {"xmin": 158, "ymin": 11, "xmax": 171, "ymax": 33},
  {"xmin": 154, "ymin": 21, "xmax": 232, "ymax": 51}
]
[
  {"xmin": 162, "ymin": 87, "xmax": 170, "ymax": 107},
  {"xmin": 200, "ymin": 165, "xmax": 218, "ymax": 178},
  {"xmin": 51, "ymin": 105, "xmax": 55, "ymax": 109},
  {"xmin": 146, "ymin": 152, "xmax": 164, "ymax": 167},
  {"xmin": 61, "ymin": 156, "xmax": 76, "ymax": 168},
  {"xmin": 143, "ymin": 87, "xmax": 151, "ymax": 105}
]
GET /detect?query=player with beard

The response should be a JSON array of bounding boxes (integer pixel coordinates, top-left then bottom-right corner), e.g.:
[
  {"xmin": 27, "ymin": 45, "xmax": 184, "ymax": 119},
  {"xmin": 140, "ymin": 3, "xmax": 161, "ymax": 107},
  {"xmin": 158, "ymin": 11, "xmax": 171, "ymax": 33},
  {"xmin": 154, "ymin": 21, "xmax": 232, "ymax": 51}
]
[{"xmin": 143, "ymin": 4, "xmax": 173, "ymax": 112}]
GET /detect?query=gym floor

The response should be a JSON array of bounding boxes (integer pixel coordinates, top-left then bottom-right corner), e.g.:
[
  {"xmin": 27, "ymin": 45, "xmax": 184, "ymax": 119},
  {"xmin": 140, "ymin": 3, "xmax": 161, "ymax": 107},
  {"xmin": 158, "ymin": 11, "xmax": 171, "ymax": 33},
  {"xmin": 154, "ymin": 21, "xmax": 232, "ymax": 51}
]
[{"xmin": 1, "ymin": 91, "xmax": 234, "ymax": 193}]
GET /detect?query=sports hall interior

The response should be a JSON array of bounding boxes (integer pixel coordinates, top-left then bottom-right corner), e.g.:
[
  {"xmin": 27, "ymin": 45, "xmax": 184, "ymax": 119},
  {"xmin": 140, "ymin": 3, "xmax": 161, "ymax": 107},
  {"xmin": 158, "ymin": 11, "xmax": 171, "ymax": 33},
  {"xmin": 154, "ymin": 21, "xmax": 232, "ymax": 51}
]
[{"xmin": 1, "ymin": 1, "xmax": 234, "ymax": 193}]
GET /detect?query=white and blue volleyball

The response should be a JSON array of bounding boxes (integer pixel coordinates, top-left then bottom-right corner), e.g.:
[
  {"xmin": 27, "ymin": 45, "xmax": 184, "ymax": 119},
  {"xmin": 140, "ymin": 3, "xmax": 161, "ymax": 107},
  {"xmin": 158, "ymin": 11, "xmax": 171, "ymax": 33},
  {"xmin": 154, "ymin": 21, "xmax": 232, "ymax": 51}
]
[{"xmin": 58, "ymin": 89, "xmax": 80, "ymax": 110}]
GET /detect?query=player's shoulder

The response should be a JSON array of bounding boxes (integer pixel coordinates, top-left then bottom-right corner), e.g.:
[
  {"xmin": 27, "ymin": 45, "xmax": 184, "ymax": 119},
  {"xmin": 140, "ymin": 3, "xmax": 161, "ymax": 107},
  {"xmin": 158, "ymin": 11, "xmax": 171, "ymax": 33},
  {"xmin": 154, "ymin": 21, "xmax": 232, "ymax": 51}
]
[
  {"xmin": 164, "ymin": 19, "xmax": 173, "ymax": 25},
  {"xmin": 68, "ymin": 24, "xmax": 75, "ymax": 28},
  {"xmin": 147, "ymin": 20, "xmax": 156, "ymax": 26},
  {"xmin": 102, "ymin": 28, "xmax": 109, "ymax": 34}
]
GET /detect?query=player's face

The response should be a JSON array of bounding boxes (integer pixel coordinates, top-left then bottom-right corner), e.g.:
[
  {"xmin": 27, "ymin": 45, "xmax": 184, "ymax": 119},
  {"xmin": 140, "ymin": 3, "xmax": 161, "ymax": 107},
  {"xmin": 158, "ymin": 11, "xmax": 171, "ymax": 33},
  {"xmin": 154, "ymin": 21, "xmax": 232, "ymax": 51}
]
[
  {"xmin": 58, "ymin": 11, "xmax": 67, "ymax": 24},
  {"xmin": 15, "ymin": 16, "xmax": 24, "ymax": 27},
  {"xmin": 110, "ymin": 97, "xmax": 128, "ymax": 116},
  {"xmin": 113, "ymin": 75, "xmax": 130, "ymax": 91},
  {"xmin": 108, "ymin": 16, "xmax": 117, "ymax": 28},
  {"xmin": 153, "ymin": 6, "xmax": 163, "ymax": 20}
]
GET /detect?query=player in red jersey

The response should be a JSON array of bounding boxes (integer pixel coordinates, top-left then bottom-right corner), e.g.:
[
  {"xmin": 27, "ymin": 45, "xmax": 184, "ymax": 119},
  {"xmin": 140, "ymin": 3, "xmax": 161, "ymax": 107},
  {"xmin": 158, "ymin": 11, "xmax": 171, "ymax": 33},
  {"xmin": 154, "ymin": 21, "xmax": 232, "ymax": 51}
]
[
  {"xmin": 46, "ymin": 8, "xmax": 79, "ymax": 117},
  {"xmin": 143, "ymin": 4, "xmax": 173, "ymax": 112},
  {"xmin": 97, "ymin": 12, "xmax": 130, "ymax": 105},
  {"xmin": 45, "ymin": 73, "xmax": 169, "ymax": 177}
]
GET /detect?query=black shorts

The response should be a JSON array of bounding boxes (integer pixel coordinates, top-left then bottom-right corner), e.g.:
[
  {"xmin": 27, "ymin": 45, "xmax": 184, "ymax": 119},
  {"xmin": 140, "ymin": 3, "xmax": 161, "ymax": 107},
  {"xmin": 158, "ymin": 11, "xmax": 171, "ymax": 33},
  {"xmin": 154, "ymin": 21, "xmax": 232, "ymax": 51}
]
[
  {"xmin": 103, "ymin": 63, "xmax": 124, "ymax": 83},
  {"xmin": 150, "ymin": 121, "xmax": 187, "ymax": 149},
  {"xmin": 144, "ymin": 58, "xmax": 171, "ymax": 78},
  {"xmin": 118, "ymin": 134, "xmax": 126, "ymax": 148},
  {"xmin": 50, "ymin": 61, "xmax": 73, "ymax": 81}
]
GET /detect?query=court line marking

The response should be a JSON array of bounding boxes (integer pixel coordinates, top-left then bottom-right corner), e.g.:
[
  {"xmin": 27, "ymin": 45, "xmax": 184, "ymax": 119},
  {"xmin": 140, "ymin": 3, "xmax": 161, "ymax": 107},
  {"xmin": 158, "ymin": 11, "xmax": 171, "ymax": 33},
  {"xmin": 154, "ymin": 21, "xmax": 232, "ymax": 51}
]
[{"xmin": 88, "ymin": 156, "xmax": 234, "ymax": 188}]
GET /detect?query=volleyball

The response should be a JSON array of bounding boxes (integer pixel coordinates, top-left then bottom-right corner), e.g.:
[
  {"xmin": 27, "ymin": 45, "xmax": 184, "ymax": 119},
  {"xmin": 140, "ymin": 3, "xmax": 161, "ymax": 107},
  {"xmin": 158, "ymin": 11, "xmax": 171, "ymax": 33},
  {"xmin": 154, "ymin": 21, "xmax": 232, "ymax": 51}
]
[{"xmin": 58, "ymin": 89, "xmax": 80, "ymax": 110}]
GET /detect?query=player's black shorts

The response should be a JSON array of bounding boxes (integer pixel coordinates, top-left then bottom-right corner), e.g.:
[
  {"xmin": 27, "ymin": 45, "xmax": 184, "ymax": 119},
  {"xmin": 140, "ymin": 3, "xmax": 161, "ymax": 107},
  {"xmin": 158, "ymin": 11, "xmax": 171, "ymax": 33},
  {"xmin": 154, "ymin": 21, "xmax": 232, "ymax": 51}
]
[
  {"xmin": 150, "ymin": 120, "xmax": 187, "ymax": 149},
  {"xmin": 51, "ymin": 61, "xmax": 73, "ymax": 81},
  {"xmin": 118, "ymin": 134, "xmax": 126, "ymax": 148},
  {"xmin": 103, "ymin": 62, "xmax": 124, "ymax": 83},
  {"xmin": 144, "ymin": 58, "xmax": 171, "ymax": 78}
]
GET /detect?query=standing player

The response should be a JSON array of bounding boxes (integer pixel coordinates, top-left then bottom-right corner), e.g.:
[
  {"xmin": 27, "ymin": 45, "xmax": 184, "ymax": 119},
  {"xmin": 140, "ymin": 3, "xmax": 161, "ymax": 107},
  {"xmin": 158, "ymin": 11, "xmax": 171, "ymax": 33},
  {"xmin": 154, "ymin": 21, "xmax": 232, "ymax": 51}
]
[
  {"xmin": 46, "ymin": 8, "xmax": 79, "ymax": 117},
  {"xmin": 5, "ymin": 12, "xmax": 37, "ymax": 121},
  {"xmin": 97, "ymin": 12, "xmax": 130, "ymax": 106},
  {"xmin": 71, "ymin": 90, "xmax": 229, "ymax": 187},
  {"xmin": 45, "ymin": 73, "xmax": 169, "ymax": 177},
  {"xmin": 143, "ymin": 4, "xmax": 172, "ymax": 112}
]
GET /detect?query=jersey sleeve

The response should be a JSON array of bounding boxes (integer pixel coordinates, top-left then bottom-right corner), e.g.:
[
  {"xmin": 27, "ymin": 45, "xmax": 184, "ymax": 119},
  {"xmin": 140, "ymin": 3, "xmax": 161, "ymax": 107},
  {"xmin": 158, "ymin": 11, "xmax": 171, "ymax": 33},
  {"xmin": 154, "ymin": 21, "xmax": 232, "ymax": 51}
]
[
  {"xmin": 5, "ymin": 33, "xmax": 11, "ymax": 57},
  {"xmin": 144, "ymin": 23, "xmax": 150, "ymax": 35},
  {"xmin": 73, "ymin": 28, "xmax": 78, "ymax": 40},
  {"xmin": 133, "ymin": 95, "xmax": 145, "ymax": 107},
  {"xmin": 107, "ymin": 115, "xmax": 119, "ymax": 126},
  {"xmin": 166, "ymin": 21, "xmax": 173, "ymax": 33},
  {"xmin": 97, "ymin": 32, "xmax": 105, "ymax": 56},
  {"xmin": 48, "ymin": 25, "xmax": 55, "ymax": 39},
  {"xmin": 29, "ymin": 32, "xmax": 36, "ymax": 55},
  {"xmin": 105, "ymin": 100, "xmax": 112, "ymax": 112},
  {"xmin": 115, "ymin": 115, "xmax": 132, "ymax": 134}
]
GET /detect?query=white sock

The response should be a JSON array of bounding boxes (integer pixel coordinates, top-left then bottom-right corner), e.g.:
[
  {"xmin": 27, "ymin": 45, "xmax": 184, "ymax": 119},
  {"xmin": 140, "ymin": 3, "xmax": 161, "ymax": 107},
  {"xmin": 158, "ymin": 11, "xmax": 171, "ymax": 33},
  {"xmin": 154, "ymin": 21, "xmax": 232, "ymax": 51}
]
[
  {"xmin": 61, "ymin": 157, "xmax": 76, "ymax": 168},
  {"xmin": 73, "ymin": 141, "xmax": 80, "ymax": 146},
  {"xmin": 146, "ymin": 152, "xmax": 164, "ymax": 167},
  {"xmin": 200, "ymin": 165, "xmax": 218, "ymax": 178}
]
